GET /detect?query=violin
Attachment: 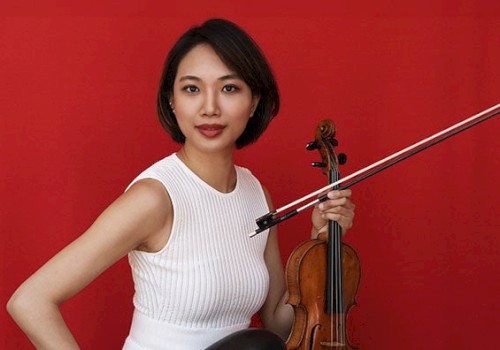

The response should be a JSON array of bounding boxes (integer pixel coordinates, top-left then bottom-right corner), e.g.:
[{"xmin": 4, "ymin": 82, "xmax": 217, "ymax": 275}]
[
  {"xmin": 285, "ymin": 120, "xmax": 360, "ymax": 349},
  {"xmin": 249, "ymin": 103, "xmax": 500, "ymax": 349}
]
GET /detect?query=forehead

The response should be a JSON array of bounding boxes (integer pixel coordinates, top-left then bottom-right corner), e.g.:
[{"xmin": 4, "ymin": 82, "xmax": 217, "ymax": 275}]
[{"xmin": 176, "ymin": 44, "xmax": 237, "ymax": 79}]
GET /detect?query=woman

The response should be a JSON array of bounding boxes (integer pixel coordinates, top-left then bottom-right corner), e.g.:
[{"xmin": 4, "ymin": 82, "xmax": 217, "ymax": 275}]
[{"xmin": 7, "ymin": 18, "xmax": 355, "ymax": 349}]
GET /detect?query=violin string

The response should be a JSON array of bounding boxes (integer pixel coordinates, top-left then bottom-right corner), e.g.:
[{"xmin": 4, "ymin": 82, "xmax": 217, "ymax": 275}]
[
  {"xmin": 272, "ymin": 102, "xmax": 500, "ymax": 216},
  {"xmin": 330, "ymin": 160, "xmax": 344, "ymax": 346}
]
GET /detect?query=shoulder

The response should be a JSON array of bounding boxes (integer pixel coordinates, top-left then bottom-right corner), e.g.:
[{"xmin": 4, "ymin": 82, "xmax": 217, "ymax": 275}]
[
  {"xmin": 236, "ymin": 166, "xmax": 270, "ymax": 198},
  {"xmin": 123, "ymin": 179, "xmax": 173, "ymax": 252},
  {"xmin": 124, "ymin": 179, "xmax": 172, "ymax": 220},
  {"xmin": 126, "ymin": 154, "xmax": 180, "ymax": 191},
  {"xmin": 260, "ymin": 185, "xmax": 275, "ymax": 211},
  {"xmin": 235, "ymin": 164, "xmax": 264, "ymax": 180}
]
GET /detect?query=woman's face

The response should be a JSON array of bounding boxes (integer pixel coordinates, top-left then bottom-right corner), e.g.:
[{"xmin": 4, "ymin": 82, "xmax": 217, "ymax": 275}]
[{"xmin": 171, "ymin": 44, "xmax": 259, "ymax": 155}]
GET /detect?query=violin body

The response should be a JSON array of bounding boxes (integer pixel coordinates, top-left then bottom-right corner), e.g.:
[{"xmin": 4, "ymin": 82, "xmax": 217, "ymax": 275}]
[{"xmin": 286, "ymin": 233, "xmax": 361, "ymax": 349}]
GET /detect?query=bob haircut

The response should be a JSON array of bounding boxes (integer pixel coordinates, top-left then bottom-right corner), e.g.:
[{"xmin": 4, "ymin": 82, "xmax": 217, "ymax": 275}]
[{"xmin": 157, "ymin": 18, "xmax": 280, "ymax": 149}]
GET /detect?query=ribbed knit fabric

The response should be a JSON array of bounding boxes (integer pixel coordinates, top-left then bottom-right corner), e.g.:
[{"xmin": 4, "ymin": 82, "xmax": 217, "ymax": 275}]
[{"xmin": 122, "ymin": 154, "xmax": 270, "ymax": 350}]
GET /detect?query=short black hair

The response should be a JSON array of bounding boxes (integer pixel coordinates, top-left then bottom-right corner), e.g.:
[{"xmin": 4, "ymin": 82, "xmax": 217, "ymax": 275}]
[{"xmin": 157, "ymin": 18, "xmax": 279, "ymax": 149}]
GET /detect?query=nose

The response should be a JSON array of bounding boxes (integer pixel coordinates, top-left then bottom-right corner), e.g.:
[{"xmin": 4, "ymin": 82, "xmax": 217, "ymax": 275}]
[{"xmin": 201, "ymin": 90, "xmax": 220, "ymax": 117}]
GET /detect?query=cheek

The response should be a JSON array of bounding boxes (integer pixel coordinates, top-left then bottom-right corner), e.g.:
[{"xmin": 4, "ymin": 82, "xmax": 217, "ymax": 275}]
[
  {"xmin": 225, "ymin": 98, "xmax": 253, "ymax": 117},
  {"xmin": 173, "ymin": 98, "xmax": 197, "ymax": 118}
]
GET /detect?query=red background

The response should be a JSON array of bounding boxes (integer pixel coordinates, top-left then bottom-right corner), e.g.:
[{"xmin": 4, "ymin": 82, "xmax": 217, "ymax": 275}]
[{"xmin": 1, "ymin": 1, "xmax": 499, "ymax": 349}]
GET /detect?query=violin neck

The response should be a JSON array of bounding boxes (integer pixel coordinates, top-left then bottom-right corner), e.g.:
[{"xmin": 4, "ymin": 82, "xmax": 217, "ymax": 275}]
[{"xmin": 326, "ymin": 171, "xmax": 344, "ymax": 315}]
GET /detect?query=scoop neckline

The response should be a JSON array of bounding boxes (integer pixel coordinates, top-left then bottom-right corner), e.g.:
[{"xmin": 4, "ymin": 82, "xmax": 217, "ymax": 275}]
[{"xmin": 172, "ymin": 153, "xmax": 240, "ymax": 196}]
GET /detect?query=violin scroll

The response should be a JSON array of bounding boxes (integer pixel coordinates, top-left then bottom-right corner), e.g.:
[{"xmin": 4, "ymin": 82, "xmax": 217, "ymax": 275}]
[{"xmin": 307, "ymin": 120, "xmax": 347, "ymax": 176}]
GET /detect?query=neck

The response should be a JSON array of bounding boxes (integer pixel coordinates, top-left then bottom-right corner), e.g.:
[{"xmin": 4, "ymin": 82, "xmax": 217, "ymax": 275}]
[{"xmin": 176, "ymin": 146, "xmax": 237, "ymax": 193}]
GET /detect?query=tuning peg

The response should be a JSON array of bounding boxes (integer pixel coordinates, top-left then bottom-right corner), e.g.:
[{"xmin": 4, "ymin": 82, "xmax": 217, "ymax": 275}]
[
  {"xmin": 312, "ymin": 162, "xmax": 327, "ymax": 168},
  {"xmin": 338, "ymin": 153, "xmax": 347, "ymax": 165},
  {"xmin": 306, "ymin": 141, "xmax": 319, "ymax": 151}
]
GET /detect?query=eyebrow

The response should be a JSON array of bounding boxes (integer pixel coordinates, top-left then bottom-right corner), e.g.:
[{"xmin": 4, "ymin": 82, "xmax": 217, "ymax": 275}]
[{"xmin": 178, "ymin": 74, "xmax": 243, "ymax": 82}]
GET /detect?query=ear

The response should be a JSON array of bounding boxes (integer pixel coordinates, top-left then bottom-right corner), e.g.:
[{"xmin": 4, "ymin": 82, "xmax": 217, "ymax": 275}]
[{"xmin": 250, "ymin": 95, "xmax": 260, "ymax": 117}]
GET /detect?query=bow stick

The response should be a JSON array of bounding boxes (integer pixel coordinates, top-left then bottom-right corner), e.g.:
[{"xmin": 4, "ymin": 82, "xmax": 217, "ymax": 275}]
[{"xmin": 250, "ymin": 102, "xmax": 500, "ymax": 237}]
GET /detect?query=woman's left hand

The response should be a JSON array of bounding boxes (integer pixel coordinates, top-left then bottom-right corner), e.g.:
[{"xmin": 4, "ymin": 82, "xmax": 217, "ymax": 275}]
[{"xmin": 311, "ymin": 189, "xmax": 355, "ymax": 238}]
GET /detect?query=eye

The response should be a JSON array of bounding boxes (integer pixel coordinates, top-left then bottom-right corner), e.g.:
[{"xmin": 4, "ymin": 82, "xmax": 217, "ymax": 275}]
[
  {"xmin": 183, "ymin": 85, "xmax": 199, "ymax": 93},
  {"xmin": 222, "ymin": 84, "xmax": 239, "ymax": 93}
]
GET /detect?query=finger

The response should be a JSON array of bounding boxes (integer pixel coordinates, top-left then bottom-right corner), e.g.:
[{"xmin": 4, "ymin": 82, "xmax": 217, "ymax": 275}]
[
  {"xmin": 319, "ymin": 198, "xmax": 355, "ymax": 211},
  {"xmin": 327, "ymin": 189, "xmax": 352, "ymax": 199},
  {"xmin": 321, "ymin": 208, "xmax": 355, "ymax": 222},
  {"xmin": 320, "ymin": 212, "xmax": 354, "ymax": 231}
]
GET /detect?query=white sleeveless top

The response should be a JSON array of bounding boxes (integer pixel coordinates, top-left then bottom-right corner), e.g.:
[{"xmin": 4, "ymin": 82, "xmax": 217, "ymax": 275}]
[{"xmin": 123, "ymin": 154, "xmax": 270, "ymax": 350}]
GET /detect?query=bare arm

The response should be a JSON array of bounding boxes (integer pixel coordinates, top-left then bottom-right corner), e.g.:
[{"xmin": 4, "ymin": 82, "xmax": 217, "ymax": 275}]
[
  {"xmin": 258, "ymin": 187, "xmax": 294, "ymax": 340},
  {"xmin": 6, "ymin": 179, "xmax": 172, "ymax": 349}
]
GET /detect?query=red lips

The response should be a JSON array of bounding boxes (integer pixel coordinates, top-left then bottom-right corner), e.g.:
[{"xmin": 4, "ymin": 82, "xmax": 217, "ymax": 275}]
[{"xmin": 196, "ymin": 124, "xmax": 226, "ymax": 138}]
